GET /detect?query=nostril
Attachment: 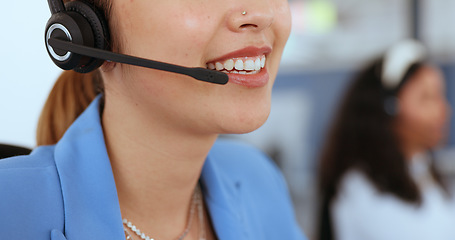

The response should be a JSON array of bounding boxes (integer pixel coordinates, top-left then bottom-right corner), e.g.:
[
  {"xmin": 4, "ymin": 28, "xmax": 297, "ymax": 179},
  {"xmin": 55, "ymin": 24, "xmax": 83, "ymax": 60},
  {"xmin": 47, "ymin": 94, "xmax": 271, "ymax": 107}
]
[{"xmin": 240, "ymin": 23, "xmax": 258, "ymax": 29}]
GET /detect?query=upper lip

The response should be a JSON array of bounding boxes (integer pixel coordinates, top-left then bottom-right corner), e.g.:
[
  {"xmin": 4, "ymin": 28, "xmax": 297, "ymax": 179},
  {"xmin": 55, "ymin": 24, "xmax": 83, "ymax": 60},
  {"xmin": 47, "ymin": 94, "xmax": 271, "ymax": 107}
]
[{"xmin": 206, "ymin": 46, "xmax": 272, "ymax": 63}]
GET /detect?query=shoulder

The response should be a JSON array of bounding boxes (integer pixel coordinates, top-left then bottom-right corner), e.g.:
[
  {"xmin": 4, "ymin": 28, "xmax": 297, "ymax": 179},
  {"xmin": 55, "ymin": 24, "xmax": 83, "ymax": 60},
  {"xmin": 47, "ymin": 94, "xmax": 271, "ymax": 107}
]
[
  {"xmin": 335, "ymin": 169, "xmax": 410, "ymax": 205},
  {"xmin": 331, "ymin": 170, "xmax": 426, "ymax": 240},
  {"xmin": 0, "ymin": 145, "xmax": 55, "ymax": 169},
  {"xmin": 0, "ymin": 145, "xmax": 64, "ymax": 238},
  {"xmin": 337, "ymin": 170, "xmax": 376, "ymax": 198},
  {"xmin": 331, "ymin": 170, "xmax": 381, "ymax": 239},
  {"xmin": 333, "ymin": 170, "xmax": 379, "ymax": 213},
  {"xmin": 0, "ymin": 145, "xmax": 60, "ymax": 186}
]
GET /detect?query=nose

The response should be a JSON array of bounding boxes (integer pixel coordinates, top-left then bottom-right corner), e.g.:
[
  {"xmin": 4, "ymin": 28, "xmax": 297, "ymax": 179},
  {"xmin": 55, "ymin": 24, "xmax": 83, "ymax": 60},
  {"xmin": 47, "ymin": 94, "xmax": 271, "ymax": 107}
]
[{"xmin": 226, "ymin": 0, "xmax": 275, "ymax": 33}]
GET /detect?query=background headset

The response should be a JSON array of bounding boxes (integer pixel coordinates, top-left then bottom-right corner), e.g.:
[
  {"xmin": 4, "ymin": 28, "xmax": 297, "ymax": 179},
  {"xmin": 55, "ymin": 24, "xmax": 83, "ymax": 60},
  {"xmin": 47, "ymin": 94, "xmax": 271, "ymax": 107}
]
[
  {"xmin": 44, "ymin": 0, "xmax": 228, "ymax": 84},
  {"xmin": 378, "ymin": 39, "xmax": 427, "ymax": 116}
]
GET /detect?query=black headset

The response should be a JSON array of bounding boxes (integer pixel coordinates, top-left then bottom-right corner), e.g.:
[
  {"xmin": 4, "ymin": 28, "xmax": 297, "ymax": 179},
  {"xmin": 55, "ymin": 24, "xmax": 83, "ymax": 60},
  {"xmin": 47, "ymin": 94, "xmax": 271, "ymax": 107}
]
[
  {"xmin": 44, "ymin": 0, "xmax": 228, "ymax": 84},
  {"xmin": 45, "ymin": 0, "xmax": 109, "ymax": 73}
]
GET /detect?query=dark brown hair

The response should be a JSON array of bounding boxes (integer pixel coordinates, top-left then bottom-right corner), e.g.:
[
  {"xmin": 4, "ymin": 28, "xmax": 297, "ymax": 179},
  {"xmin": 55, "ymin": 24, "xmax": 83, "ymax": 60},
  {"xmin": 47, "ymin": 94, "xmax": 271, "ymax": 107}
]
[{"xmin": 317, "ymin": 59, "xmax": 446, "ymax": 240}]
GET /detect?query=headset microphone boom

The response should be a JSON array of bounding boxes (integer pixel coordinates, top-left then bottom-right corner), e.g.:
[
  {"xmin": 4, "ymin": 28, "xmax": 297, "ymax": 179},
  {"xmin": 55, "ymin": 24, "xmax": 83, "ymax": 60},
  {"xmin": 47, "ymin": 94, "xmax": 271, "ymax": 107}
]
[{"xmin": 44, "ymin": 0, "xmax": 228, "ymax": 84}]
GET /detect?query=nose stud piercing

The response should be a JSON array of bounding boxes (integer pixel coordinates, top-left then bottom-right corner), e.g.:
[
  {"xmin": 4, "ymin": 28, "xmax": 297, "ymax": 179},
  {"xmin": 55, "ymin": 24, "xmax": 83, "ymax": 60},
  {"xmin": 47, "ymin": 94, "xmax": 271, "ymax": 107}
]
[{"xmin": 242, "ymin": 11, "xmax": 247, "ymax": 15}]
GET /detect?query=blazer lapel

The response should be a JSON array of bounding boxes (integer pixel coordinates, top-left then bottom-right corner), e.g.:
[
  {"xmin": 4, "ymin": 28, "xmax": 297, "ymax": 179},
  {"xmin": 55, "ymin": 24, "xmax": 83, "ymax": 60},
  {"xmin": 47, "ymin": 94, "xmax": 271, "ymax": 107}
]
[
  {"xmin": 201, "ymin": 153, "xmax": 249, "ymax": 240},
  {"xmin": 51, "ymin": 230, "xmax": 67, "ymax": 240},
  {"xmin": 53, "ymin": 96, "xmax": 125, "ymax": 240}
]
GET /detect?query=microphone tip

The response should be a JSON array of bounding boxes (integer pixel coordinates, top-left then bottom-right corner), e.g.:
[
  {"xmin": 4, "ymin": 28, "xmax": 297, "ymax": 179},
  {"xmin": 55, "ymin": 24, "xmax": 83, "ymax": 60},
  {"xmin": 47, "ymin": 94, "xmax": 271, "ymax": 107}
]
[{"xmin": 211, "ymin": 72, "xmax": 229, "ymax": 85}]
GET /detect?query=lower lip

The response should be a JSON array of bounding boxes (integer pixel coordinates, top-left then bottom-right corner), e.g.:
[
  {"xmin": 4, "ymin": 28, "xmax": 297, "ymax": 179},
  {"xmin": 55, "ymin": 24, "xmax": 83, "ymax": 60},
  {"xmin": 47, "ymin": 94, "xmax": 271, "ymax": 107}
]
[{"xmin": 226, "ymin": 68, "xmax": 269, "ymax": 88}]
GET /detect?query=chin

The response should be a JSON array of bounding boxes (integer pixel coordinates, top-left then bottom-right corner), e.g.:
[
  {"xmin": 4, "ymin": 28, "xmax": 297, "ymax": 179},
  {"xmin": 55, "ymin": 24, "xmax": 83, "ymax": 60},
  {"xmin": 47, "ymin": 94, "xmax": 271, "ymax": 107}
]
[
  {"xmin": 219, "ymin": 107, "xmax": 271, "ymax": 135},
  {"xmin": 212, "ymin": 83, "xmax": 273, "ymax": 134},
  {"xmin": 229, "ymin": 119, "xmax": 268, "ymax": 134}
]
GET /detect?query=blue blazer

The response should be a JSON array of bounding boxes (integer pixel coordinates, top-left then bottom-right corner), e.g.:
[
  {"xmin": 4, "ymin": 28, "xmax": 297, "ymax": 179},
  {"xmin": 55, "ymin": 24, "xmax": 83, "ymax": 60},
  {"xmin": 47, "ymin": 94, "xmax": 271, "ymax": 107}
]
[{"xmin": 0, "ymin": 97, "xmax": 306, "ymax": 240}]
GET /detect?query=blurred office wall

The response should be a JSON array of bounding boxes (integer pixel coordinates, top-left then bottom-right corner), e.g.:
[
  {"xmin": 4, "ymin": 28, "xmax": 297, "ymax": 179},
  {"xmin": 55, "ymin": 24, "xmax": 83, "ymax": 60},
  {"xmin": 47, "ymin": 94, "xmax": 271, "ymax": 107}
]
[{"xmin": 0, "ymin": 1, "xmax": 61, "ymax": 147}]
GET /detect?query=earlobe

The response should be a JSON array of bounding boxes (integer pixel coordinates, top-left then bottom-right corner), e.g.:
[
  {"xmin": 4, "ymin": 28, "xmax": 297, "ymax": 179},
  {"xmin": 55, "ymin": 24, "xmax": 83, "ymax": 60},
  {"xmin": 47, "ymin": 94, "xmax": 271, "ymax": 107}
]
[{"xmin": 100, "ymin": 60, "xmax": 116, "ymax": 72}]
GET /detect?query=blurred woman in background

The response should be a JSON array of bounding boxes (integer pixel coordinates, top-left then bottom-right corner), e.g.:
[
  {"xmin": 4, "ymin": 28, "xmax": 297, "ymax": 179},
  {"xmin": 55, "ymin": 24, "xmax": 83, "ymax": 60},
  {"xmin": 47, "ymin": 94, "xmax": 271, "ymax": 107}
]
[{"xmin": 318, "ymin": 40, "xmax": 455, "ymax": 240}]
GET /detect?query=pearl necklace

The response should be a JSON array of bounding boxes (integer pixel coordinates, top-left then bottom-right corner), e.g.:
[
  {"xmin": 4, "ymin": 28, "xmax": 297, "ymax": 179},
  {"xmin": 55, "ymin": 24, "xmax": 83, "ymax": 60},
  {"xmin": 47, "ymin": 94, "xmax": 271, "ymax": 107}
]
[{"xmin": 123, "ymin": 185, "xmax": 206, "ymax": 240}]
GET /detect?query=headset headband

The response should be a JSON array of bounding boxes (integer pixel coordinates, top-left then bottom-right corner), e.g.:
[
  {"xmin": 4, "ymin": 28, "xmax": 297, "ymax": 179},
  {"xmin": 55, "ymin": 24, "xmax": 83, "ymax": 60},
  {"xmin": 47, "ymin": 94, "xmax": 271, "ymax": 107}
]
[{"xmin": 381, "ymin": 39, "xmax": 427, "ymax": 90}]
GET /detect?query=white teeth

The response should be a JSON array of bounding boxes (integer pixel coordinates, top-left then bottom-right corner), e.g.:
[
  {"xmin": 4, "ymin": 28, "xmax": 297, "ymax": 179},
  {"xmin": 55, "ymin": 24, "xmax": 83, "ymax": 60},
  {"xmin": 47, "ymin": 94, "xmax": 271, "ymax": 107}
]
[
  {"xmin": 254, "ymin": 58, "xmax": 261, "ymax": 71},
  {"xmin": 207, "ymin": 63, "xmax": 215, "ymax": 70},
  {"xmin": 207, "ymin": 55, "xmax": 266, "ymax": 73},
  {"xmin": 235, "ymin": 60, "xmax": 244, "ymax": 71},
  {"xmin": 224, "ymin": 59, "xmax": 234, "ymax": 71},
  {"xmin": 244, "ymin": 59, "xmax": 255, "ymax": 71},
  {"xmin": 215, "ymin": 62, "xmax": 224, "ymax": 71}
]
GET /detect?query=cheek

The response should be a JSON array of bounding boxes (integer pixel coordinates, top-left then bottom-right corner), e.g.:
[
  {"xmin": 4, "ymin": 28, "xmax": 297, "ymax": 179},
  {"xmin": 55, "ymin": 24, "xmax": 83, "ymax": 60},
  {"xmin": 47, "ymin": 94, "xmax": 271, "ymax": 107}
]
[
  {"xmin": 115, "ymin": 1, "xmax": 214, "ymax": 66},
  {"xmin": 275, "ymin": 1, "xmax": 292, "ymax": 40},
  {"xmin": 163, "ymin": 12, "xmax": 215, "ymax": 60},
  {"xmin": 400, "ymin": 102, "xmax": 447, "ymax": 143},
  {"xmin": 263, "ymin": 2, "xmax": 291, "ymax": 84},
  {"xmin": 401, "ymin": 104, "xmax": 433, "ymax": 130}
]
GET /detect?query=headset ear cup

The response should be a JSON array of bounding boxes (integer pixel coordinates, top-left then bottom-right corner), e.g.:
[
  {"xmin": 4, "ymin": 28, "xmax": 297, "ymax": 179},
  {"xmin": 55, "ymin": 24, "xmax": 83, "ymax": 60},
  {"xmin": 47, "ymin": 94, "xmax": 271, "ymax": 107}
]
[
  {"xmin": 64, "ymin": 0, "xmax": 110, "ymax": 73},
  {"xmin": 45, "ymin": 12, "xmax": 93, "ymax": 71},
  {"xmin": 384, "ymin": 96, "xmax": 400, "ymax": 116}
]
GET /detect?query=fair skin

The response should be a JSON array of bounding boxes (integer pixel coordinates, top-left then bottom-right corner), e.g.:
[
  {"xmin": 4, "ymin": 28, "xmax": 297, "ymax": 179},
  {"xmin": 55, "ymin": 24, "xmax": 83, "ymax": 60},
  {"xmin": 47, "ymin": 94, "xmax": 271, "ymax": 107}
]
[
  {"xmin": 99, "ymin": 0, "xmax": 291, "ymax": 239},
  {"xmin": 395, "ymin": 65, "xmax": 450, "ymax": 160}
]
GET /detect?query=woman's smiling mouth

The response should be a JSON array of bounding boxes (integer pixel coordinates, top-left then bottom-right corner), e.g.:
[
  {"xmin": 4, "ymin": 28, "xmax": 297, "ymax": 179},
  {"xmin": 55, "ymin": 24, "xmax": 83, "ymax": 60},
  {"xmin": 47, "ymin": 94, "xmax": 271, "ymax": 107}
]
[
  {"xmin": 206, "ymin": 46, "xmax": 272, "ymax": 87},
  {"xmin": 206, "ymin": 55, "xmax": 266, "ymax": 75}
]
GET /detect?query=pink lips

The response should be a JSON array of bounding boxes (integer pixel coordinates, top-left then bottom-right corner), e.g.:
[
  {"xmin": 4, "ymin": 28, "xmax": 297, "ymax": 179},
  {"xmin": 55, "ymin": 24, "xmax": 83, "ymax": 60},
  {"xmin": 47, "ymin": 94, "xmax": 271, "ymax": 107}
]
[
  {"xmin": 208, "ymin": 46, "xmax": 272, "ymax": 88},
  {"xmin": 227, "ymin": 68, "xmax": 270, "ymax": 88}
]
